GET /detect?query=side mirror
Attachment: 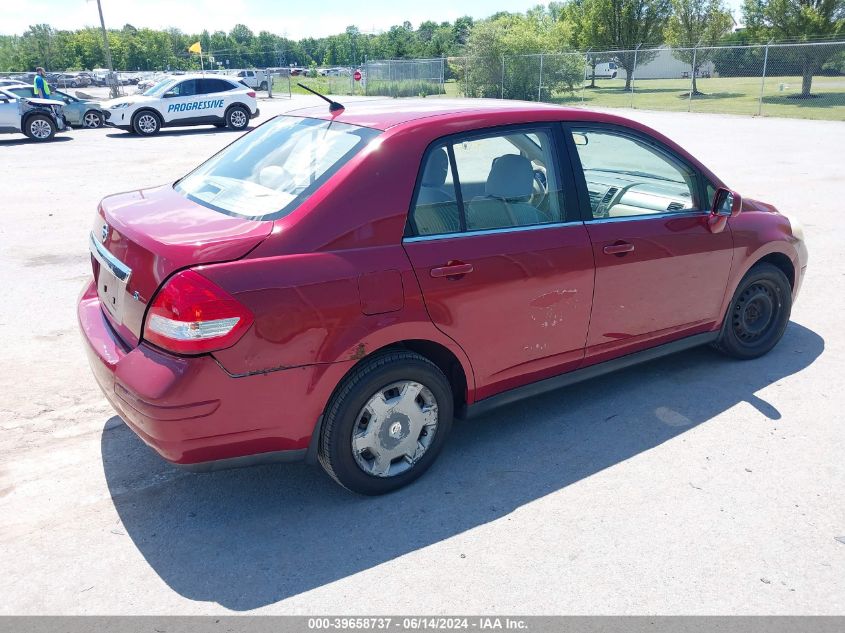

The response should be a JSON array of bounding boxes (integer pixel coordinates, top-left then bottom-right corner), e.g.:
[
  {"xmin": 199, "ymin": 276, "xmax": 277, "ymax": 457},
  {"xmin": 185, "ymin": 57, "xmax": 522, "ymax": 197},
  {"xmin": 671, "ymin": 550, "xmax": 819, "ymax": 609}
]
[
  {"xmin": 163, "ymin": 90, "xmax": 177, "ymax": 98},
  {"xmin": 712, "ymin": 187, "xmax": 741, "ymax": 218},
  {"xmin": 708, "ymin": 187, "xmax": 741, "ymax": 233}
]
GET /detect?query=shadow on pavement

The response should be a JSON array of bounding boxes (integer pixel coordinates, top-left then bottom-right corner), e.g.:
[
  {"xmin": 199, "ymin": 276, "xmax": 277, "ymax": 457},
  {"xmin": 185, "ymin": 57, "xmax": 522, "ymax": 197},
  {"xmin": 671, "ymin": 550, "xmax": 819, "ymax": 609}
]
[
  {"xmin": 102, "ymin": 321, "xmax": 823, "ymax": 610},
  {"xmin": 0, "ymin": 135, "xmax": 73, "ymax": 147},
  {"xmin": 104, "ymin": 126, "xmax": 253, "ymax": 139}
]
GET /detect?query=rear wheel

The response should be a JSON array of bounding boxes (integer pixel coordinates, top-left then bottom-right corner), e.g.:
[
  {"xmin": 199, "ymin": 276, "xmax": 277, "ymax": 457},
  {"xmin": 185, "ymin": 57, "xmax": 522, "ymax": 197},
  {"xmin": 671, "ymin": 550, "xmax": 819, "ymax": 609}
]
[
  {"xmin": 259, "ymin": 81, "xmax": 268, "ymax": 91},
  {"xmin": 319, "ymin": 351, "xmax": 453, "ymax": 495},
  {"xmin": 714, "ymin": 263, "xmax": 792, "ymax": 359},
  {"xmin": 82, "ymin": 110, "xmax": 104, "ymax": 129},
  {"xmin": 24, "ymin": 114, "xmax": 55, "ymax": 141},
  {"xmin": 132, "ymin": 110, "xmax": 160, "ymax": 136},
  {"xmin": 225, "ymin": 105, "xmax": 249, "ymax": 131}
]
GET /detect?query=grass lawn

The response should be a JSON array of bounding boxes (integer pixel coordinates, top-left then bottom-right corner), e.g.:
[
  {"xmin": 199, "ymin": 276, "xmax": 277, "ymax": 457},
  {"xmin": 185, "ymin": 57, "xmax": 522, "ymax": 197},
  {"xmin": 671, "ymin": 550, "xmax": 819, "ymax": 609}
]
[
  {"xmin": 437, "ymin": 76, "xmax": 845, "ymax": 121},
  {"xmin": 555, "ymin": 75, "xmax": 845, "ymax": 120},
  {"xmin": 288, "ymin": 75, "xmax": 367, "ymax": 97}
]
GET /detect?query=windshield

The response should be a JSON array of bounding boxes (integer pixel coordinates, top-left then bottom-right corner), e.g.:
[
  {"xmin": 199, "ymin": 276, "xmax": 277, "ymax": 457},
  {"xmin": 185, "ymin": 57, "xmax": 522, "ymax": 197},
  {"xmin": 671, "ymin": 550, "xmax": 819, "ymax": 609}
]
[
  {"xmin": 175, "ymin": 116, "xmax": 381, "ymax": 220},
  {"xmin": 143, "ymin": 78, "xmax": 176, "ymax": 97}
]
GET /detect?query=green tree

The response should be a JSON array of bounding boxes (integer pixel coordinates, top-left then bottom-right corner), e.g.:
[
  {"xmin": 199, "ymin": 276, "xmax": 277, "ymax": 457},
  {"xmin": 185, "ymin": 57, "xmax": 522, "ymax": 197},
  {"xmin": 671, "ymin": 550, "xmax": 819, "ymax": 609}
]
[
  {"xmin": 563, "ymin": 0, "xmax": 614, "ymax": 87},
  {"xmin": 665, "ymin": 0, "xmax": 734, "ymax": 94},
  {"xmin": 612, "ymin": 0, "xmax": 672, "ymax": 89},
  {"xmin": 570, "ymin": 0, "xmax": 672, "ymax": 90},
  {"xmin": 462, "ymin": 12, "xmax": 579, "ymax": 100},
  {"xmin": 743, "ymin": 0, "xmax": 845, "ymax": 96}
]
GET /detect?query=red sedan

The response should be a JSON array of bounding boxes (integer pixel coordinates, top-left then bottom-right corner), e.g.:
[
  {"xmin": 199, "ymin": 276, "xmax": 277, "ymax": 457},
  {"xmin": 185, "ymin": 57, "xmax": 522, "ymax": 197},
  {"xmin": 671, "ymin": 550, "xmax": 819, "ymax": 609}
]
[{"xmin": 78, "ymin": 99, "xmax": 807, "ymax": 494}]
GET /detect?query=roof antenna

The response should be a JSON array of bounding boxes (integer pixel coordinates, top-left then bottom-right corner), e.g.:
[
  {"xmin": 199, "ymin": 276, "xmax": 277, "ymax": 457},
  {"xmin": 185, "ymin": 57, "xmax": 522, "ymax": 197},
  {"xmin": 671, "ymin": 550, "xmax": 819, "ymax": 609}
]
[{"xmin": 297, "ymin": 83, "xmax": 345, "ymax": 115}]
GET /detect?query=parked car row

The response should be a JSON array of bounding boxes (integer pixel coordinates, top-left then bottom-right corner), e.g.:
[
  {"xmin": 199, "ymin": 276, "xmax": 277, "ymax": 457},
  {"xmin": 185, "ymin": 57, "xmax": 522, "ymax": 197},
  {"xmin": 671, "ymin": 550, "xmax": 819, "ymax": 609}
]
[{"xmin": 0, "ymin": 73, "xmax": 259, "ymax": 141}]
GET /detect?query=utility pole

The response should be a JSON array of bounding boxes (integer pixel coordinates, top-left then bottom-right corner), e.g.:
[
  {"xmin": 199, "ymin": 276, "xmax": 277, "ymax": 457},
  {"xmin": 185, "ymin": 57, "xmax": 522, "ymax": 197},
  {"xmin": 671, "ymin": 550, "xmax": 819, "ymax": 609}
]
[{"xmin": 93, "ymin": 0, "xmax": 118, "ymax": 98}]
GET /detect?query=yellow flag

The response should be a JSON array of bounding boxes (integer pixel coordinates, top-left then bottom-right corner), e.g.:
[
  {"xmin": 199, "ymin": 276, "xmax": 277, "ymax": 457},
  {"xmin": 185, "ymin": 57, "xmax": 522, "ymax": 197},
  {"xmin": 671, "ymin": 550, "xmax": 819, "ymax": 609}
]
[{"xmin": 188, "ymin": 41, "xmax": 202, "ymax": 54}]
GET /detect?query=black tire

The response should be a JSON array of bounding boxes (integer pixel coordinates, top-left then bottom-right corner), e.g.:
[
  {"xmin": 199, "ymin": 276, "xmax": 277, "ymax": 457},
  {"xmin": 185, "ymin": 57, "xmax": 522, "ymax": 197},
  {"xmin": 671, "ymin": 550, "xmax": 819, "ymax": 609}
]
[
  {"xmin": 82, "ymin": 110, "xmax": 104, "ymax": 129},
  {"xmin": 132, "ymin": 110, "xmax": 161, "ymax": 136},
  {"xmin": 23, "ymin": 114, "xmax": 55, "ymax": 141},
  {"xmin": 714, "ymin": 262, "xmax": 792, "ymax": 360},
  {"xmin": 225, "ymin": 105, "xmax": 250, "ymax": 131},
  {"xmin": 319, "ymin": 351, "xmax": 453, "ymax": 495},
  {"xmin": 259, "ymin": 81, "xmax": 268, "ymax": 91}
]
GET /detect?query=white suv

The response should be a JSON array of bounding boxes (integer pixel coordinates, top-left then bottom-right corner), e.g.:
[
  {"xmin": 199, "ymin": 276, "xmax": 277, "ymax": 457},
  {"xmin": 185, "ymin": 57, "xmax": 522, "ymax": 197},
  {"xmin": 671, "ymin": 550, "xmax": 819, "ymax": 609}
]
[{"xmin": 103, "ymin": 74, "xmax": 259, "ymax": 136}]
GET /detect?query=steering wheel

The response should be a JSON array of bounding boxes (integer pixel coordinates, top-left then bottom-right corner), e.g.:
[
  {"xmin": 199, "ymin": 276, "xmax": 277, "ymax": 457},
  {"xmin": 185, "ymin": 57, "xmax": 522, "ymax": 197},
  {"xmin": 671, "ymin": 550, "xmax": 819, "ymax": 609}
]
[{"xmin": 530, "ymin": 167, "xmax": 548, "ymax": 209}]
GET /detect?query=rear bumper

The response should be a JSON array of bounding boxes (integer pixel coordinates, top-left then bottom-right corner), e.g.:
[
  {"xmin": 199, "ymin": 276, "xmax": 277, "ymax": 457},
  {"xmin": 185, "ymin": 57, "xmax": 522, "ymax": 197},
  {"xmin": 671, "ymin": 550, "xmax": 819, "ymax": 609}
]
[
  {"xmin": 78, "ymin": 279, "xmax": 324, "ymax": 467},
  {"xmin": 251, "ymin": 107, "xmax": 260, "ymax": 119}
]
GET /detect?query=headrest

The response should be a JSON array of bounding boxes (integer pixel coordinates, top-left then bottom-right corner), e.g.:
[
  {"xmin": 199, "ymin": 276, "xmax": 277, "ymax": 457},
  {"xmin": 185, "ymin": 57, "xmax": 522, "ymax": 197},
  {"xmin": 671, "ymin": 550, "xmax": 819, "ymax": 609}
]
[
  {"xmin": 485, "ymin": 154, "xmax": 534, "ymax": 199},
  {"xmin": 422, "ymin": 148, "xmax": 449, "ymax": 187}
]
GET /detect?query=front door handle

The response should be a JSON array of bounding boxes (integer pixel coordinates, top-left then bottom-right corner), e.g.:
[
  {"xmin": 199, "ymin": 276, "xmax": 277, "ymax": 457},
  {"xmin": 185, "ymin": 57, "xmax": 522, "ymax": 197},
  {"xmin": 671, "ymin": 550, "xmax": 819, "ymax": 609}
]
[
  {"xmin": 603, "ymin": 242, "xmax": 635, "ymax": 256},
  {"xmin": 430, "ymin": 262, "xmax": 474, "ymax": 279}
]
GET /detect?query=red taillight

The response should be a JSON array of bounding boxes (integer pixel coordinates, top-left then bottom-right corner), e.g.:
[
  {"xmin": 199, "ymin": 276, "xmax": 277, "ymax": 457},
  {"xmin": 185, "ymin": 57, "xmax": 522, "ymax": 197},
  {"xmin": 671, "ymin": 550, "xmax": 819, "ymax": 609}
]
[
  {"xmin": 247, "ymin": 91, "xmax": 256, "ymax": 98},
  {"xmin": 143, "ymin": 270, "xmax": 253, "ymax": 355}
]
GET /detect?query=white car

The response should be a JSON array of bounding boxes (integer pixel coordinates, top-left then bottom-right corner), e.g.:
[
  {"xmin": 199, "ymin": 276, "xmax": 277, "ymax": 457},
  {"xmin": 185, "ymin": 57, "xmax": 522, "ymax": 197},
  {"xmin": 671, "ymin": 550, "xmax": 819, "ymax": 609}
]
[{"xmin": 103, "ymin": 74, "xmax": 259, "ymax": 136}]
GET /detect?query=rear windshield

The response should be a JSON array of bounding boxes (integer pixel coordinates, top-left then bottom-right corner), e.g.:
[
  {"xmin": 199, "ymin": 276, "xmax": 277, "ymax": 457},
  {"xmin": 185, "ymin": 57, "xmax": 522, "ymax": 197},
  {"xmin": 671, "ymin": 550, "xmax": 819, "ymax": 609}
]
[{"xmin": 175, "ymin": 116, "xmax": 380, "ymax": 220}]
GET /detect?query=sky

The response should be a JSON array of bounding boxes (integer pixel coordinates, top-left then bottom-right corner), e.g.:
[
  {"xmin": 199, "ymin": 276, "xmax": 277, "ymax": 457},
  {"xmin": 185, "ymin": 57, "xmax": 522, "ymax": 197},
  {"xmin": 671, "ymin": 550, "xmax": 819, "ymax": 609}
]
[{"xmin": 1, "ymin": 0, "xmax": 745, "ymax": 38}]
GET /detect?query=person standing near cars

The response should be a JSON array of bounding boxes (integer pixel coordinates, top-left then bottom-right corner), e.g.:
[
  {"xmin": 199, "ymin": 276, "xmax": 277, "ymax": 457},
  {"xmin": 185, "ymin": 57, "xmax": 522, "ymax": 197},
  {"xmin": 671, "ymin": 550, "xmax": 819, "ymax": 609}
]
[{"xmin": 33, "ymin": 67, "xmax": 51, "ymax": 99}]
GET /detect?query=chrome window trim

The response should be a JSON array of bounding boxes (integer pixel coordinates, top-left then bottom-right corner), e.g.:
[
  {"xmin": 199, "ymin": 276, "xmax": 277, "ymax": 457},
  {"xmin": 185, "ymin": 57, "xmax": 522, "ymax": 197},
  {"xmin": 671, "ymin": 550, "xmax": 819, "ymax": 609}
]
[
  {"xmin": 587, "ymin": 210, "xmax": 708, "ymax": 224},
  {"xmin": 403, "ymin": 220, "xmax": 582, "ymax": 243},
  {"xmin": 89, "ymin": 232, "xmax": 132, "ymax": 282}
]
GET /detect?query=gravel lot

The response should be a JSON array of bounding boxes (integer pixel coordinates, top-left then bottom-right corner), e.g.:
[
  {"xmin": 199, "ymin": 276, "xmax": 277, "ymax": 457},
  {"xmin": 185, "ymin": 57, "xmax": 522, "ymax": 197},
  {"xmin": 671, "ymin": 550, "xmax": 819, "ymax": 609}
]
[{"xmin": 0, "ymin": 97, "xmax": 843, "ymax": 615}]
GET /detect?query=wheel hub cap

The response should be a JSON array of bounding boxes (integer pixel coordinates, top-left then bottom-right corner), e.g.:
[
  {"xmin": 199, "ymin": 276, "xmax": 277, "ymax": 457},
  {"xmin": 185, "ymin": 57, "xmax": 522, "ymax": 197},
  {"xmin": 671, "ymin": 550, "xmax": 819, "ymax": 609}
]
[{"xmin": 352, "ymin": 381, "xmax": 439, "ymax": 478}]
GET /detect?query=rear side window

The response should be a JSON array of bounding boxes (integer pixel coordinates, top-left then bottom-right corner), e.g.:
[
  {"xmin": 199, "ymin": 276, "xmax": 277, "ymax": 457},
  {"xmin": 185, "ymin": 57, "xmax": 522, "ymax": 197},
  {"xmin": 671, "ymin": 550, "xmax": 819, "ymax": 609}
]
[
  {"xmin": 410, "ymin": 128, "xmax": 565, "ymax": 237},
  {"xmin": 200, "ymin": 78, "xmax": 236, "ymax": 94},
  {"xmin": 175, "ymin": 116, "xmax": 380, "ymax": 220}
]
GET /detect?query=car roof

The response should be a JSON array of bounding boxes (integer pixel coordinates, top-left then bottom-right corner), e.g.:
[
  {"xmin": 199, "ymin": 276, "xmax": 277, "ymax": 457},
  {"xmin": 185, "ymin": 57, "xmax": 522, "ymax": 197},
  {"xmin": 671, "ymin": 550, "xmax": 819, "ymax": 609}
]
[
  {"xmin": 161, "ymin": 74, "xmax": 241, "ymax": 83},
  {"xmin": 285, "ymin": 98, "xmax": 634, "ymax": 131}
]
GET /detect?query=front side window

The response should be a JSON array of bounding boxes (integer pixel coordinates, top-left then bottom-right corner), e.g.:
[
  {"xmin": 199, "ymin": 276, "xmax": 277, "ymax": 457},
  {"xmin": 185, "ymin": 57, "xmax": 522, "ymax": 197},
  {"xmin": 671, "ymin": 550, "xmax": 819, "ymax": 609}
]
[
  {"xmin": 572, "ymin": 128, "xmax": 698, "ymax": 219},
  {"xmin": 170, "ymin": 79, "xmax": 198, "ymax": 97},
  {"xmin": 410, "ymin": 128, "xmax": 564, "ymax": 236},
  {"xmin": 176, "ymin": 115, "xmax": 380, "ymax": 220},
  {"xmin": 143, "ymin": 79, "xmax": 176, "ymax": 97}
]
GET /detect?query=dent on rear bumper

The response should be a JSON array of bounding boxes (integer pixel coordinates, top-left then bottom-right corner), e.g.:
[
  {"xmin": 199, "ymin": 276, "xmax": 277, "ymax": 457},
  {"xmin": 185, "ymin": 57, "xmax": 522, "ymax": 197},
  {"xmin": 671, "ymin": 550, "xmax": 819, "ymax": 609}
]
[{"xmin": 78, "ymin": 280, "xmax": 327, "ymax": 466}]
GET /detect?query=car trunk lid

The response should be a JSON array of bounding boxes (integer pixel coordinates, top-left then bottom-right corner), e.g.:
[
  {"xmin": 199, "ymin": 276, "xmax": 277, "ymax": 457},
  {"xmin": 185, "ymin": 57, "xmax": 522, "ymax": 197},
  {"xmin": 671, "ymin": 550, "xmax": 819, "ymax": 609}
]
[{"xmin": 90, "ymin": 184, "xmax": 271, "ymax": 347}]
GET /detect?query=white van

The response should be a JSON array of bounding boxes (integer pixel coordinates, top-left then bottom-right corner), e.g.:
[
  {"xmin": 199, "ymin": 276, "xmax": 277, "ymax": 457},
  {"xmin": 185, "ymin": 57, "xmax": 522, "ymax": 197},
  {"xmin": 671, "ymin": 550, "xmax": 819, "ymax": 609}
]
[{"xmin": 590, "ymin": 62, "xmax": 619, "ymax": 79}]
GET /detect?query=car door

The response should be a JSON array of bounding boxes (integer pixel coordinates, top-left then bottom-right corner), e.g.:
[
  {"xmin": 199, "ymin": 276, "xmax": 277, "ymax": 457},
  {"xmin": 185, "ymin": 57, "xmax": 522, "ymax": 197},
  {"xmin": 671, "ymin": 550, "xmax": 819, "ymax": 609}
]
[
  {"xmin": 403, "ymin": 126, "xmax": 594, "ymax": 400},
  {"xmin": 566, "ymin": 125, "xmax": 734, "ymax": 363},
  {"xmin": 161, "ymin": 78, "xmax": 198, "ymax": 125},
  {"xmin": 197, "ymin": 78, "xmax": 234, "ymax": 120},
  {"xmin": 0, "ymin": 92, "xmax": 21, "ymax": 132}
]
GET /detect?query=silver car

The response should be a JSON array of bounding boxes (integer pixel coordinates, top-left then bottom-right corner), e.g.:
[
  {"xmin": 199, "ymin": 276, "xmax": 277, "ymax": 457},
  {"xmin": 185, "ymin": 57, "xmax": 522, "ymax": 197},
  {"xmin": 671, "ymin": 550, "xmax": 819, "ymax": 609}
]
[
  {"xmin": 0, "ymin": 87, "xmax": 67, "ymax": 141},
  {"xmin": 3, "ymin": 84, "xmax": 104, "ymax": 128}
]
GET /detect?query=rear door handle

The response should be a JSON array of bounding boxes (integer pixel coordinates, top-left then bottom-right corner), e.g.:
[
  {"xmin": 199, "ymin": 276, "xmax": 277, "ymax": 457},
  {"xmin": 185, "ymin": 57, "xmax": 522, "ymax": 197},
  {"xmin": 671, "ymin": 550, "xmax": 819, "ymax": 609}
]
[
  {"xmin": 603, "ymin": 242, "xmax": 635, "ymax": 255},
  {"xmin": 430, "ymin": 262, "xmax": 474, "ymax": 278}
]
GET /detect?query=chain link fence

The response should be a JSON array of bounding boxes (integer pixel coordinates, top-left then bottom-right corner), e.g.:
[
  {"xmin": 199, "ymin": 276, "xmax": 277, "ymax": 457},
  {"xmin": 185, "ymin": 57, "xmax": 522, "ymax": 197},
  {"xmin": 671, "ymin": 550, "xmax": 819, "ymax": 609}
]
[
  {"xmin": 367, "ymin": 41, "xmax": 845, "ymax": 120},
  {"xmin": 363, "ymin": 58, "xmax": 444, "ymax": 97}
]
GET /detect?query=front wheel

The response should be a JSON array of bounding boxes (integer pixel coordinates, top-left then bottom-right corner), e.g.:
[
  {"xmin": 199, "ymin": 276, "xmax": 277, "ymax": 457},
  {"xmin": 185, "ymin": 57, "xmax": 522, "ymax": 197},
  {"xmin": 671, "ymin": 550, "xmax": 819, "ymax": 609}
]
[
  {"xmin": 132, "ymin": 110, "xmax": 160, "ymax": 136},
  {"xmin": 259, "ymin": 81, "xmax": 268, "ymax": 91},
  {"xmin": 24, "ymin": 114, "xmax": 56, "ymax": 141},
  {"xmin": 225, "ymin": 106, "xmax": 249, "ymax": 131},
  {"xmin": 714, "ymin": 263, "xmax": 792, "ymax": 359},
  {"xmin": 319, "ymin": 351, "xmax": 453, "ymax": 495},
  {"xmin": 82, "ymin": 110, "xmax": 104, "ymax": 129}
]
